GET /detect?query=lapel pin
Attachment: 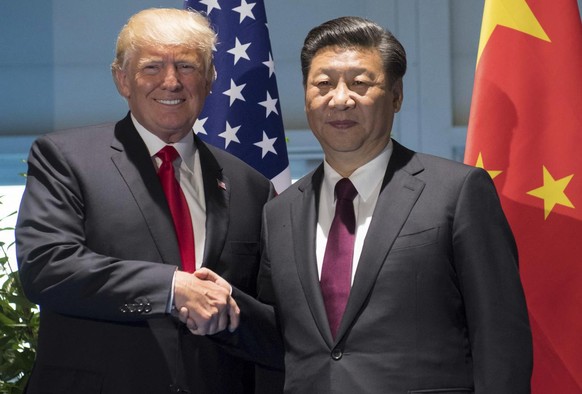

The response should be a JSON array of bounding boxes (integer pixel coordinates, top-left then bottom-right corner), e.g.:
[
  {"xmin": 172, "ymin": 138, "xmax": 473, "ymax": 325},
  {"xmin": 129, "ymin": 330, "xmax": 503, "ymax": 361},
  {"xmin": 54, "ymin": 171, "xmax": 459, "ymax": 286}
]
[{"xmin": 217, "ymin": 179, "xmax": 227, "ymax": 190}]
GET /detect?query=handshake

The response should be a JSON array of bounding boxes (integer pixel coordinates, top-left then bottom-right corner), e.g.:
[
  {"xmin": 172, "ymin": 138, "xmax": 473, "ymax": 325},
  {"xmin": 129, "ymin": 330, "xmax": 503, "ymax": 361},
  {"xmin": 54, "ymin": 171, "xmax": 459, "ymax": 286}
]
[{"xmin": 173, "ymin": 268, "xmax": 240, "ymax": 336}]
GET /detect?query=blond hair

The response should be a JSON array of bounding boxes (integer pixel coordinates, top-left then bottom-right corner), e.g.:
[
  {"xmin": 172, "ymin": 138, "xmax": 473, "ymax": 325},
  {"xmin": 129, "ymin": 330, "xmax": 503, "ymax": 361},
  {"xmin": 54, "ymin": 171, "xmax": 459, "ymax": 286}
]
[{"xmin": 111, "ymin": 8, "xmax": 216, "ymax": 81}]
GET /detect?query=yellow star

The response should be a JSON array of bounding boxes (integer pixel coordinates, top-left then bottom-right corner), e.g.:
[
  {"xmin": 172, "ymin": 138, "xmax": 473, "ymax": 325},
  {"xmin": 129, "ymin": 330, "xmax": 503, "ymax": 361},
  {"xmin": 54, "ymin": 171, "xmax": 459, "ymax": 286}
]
[
  {"xmin": 527, "ymin": 166, "xmax": 575, "ymax": 220},
  {"xmin": 477, "ymin": 0, "xmax": 550, "ymax": 66},
  {"xmin": 475, "ymin": 152, "xmax": 503, "ymax": 179}
]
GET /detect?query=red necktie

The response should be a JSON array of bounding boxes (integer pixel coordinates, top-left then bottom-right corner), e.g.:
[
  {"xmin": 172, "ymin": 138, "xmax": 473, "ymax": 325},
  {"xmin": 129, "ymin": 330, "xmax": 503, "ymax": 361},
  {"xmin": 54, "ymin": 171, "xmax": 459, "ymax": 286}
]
[
  {"xmin": 156, "ymin": 146, "xmax": 195, "ymax": 272},
  {"xmin": 320, "ymin": 178, "xmax": 358, "ymax": 339}
]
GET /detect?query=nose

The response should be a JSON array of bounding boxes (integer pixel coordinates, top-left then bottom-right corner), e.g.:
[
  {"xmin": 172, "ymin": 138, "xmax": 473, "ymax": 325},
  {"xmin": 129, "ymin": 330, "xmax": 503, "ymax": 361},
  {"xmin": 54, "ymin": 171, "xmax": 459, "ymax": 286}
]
[
  {"xmin": 161, "ymin": 66, "xmax": 182, "ymax": 91},
  {"xmin": 329, "ymin": 82, "xmax": 355, "ymax": 110}
]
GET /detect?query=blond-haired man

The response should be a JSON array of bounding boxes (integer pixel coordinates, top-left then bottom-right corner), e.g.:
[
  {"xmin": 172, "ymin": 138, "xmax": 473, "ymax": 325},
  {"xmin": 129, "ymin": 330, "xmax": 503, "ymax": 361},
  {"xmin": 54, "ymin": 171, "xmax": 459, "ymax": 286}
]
[{"xmin": 16, "ymin": 8, "xmax": 274, "ymax": 393}]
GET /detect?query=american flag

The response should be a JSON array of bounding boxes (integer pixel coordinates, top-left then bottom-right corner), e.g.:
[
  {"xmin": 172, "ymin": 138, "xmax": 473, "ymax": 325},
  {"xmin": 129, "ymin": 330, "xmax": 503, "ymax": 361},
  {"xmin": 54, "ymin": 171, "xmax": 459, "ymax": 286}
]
[{"xmin": 184, "ymin": 0, "xmax": 291, "ymax": 193}]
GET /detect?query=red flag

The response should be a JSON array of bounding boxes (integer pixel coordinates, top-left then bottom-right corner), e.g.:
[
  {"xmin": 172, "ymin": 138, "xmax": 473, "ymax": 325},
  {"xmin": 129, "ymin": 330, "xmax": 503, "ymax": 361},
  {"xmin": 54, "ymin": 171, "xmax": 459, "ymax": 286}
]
[{"xmin": 465, "ymin": 0, "xmax": 582, "ymax": 392}]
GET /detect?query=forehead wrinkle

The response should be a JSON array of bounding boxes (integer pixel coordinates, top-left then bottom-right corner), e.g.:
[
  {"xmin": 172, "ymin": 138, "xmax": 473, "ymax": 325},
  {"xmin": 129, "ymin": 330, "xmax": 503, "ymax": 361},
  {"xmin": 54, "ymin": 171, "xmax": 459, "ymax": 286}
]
[
  {"xmin": 313, "ymin": 54, "xmax": 366, "ymax": 72},
  {"xmin": 315, "ymin": 66, "xmax": 372, "ymax": 76},
  {"xmin": 310, "ymin": 50, "xmax": 384, "ymax": 80}
]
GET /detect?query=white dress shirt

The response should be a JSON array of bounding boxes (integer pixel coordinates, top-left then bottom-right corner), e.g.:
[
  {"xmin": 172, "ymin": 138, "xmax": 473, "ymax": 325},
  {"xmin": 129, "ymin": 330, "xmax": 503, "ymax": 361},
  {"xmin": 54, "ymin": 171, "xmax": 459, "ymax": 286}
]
[
  {"xmin": 132, "ymin": 114, "xmax": 206, "ymax": 270},
  {"xmin": 316, "ymin": 140, "xmax": 393, "ymax": 285}
]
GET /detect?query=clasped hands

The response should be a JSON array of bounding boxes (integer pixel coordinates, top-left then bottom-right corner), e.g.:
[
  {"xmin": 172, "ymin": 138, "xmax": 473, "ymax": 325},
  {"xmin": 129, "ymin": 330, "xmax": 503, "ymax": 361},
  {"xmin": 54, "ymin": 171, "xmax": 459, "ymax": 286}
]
[{"xmin": 173, "ymin": 268, "xmax": 239, "ymax": 336}]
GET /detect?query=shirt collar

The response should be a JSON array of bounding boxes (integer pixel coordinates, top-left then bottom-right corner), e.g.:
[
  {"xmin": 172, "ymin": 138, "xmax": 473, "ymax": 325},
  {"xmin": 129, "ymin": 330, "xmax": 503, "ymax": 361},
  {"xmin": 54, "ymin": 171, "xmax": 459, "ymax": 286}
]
[
  {"xmin": 131, "ymin": 113, "xmax": 196, "ymax": 173},
  {"xmin": 323, "ymin": 139, "xmax": 393, "ymax": 202}
]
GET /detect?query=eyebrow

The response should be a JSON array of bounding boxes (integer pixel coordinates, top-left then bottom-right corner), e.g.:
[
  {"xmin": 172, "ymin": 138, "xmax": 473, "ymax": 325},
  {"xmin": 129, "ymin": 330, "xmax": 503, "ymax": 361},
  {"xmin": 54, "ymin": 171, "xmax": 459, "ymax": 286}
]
[
  {"xmin": 137, "ymin": 57, "xmax": 163, "ymax": 66},
  {"xmin": 311, "ymin": 67, "xmax": 379, "ymax": 79}
]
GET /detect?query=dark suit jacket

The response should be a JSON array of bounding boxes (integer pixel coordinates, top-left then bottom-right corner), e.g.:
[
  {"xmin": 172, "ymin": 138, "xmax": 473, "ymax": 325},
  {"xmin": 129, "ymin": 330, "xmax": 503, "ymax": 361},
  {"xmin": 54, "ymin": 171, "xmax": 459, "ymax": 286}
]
[
  {"xmin": 16, "ymin": 113, "xmax": 275, "ymax": 394},
  {"xmin": 233, "ymin": 140, "xmax": 532, "ymax": 393}
]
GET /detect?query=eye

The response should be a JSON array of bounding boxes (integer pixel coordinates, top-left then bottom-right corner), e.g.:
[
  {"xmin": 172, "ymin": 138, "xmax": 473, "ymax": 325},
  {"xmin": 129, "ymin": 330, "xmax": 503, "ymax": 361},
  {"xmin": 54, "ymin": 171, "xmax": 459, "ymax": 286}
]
[
  {"xmin": 177, "ymin": 63, "xmax": 197, "ymax": 74},
  {"xmin": 351, "ymin": 79, "xmax": 372, "ymax": 94},
  {"xmin": 352, "ymin": 78, "xmax": 372, "ymax": 87},
  {"xmin": 141, "ymin": 64, "xmax": 161, "ymax": 74}
]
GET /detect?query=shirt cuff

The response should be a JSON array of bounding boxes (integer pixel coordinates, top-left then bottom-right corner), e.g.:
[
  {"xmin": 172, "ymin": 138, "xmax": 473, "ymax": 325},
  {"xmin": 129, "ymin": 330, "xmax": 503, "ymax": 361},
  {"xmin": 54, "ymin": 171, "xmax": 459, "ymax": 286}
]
[{"xmin": 167, "ymin": 268, "xmax": 178, "ymax": 314}]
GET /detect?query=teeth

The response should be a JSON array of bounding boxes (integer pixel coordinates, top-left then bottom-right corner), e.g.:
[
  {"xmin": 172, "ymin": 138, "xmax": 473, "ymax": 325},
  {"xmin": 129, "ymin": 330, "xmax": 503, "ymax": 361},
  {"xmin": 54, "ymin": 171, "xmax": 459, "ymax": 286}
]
[{"xmin": 157, "ymin": 99, "xmax": 182, "ymax": 105}]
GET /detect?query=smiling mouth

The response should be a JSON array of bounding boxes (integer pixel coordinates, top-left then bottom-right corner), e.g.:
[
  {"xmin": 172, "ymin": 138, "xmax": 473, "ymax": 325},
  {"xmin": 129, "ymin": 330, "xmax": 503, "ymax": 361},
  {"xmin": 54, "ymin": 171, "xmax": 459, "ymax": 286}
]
[{"xmin": 156, "ymin": 99, "xmax": 184, "ymax": 105}]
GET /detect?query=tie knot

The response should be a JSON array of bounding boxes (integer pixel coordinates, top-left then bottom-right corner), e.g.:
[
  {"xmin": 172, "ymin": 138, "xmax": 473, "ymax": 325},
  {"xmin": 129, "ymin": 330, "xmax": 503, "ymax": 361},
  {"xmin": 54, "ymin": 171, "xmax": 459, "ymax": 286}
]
[
  {"xmin": 156, "ymin": 145, "xmax": 180, "ymax": 163},
  {"xmin": 335, "ymin": 178, "xmax": 357, "ymax": 201}
]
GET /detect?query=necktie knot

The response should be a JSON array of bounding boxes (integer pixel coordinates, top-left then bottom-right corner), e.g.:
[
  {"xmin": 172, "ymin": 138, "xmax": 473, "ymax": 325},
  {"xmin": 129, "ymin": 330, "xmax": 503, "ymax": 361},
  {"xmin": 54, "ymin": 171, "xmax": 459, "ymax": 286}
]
[
  {"xmin": 157, "ymin": 145, "xmax": 180, "ymax": 164},
  {"xmin": 335, "ymin": 178, "xmax": 357, "ymax": 202}
]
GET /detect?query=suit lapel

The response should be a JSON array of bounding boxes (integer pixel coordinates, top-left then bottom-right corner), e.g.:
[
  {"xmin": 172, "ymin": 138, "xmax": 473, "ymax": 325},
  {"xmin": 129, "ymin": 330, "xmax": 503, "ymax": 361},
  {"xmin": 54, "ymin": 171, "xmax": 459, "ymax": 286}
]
[
  {"xmin": 293, "ymin": 167, "xmax": 336, "ymax": 346},
  {"xmin": 110, "ymin": 114, "xmax": 187, "ymax": 389},
  {"xmin": 195, "ymin": 136, "xmax": 230, "ymax": 268},
  {"xmin": 110, "ymin": 114, "xmax": 181, "ymax": 267},
  {"xmin": 337, "ymin": 141, "xmax": 426, "ymax": 340}
]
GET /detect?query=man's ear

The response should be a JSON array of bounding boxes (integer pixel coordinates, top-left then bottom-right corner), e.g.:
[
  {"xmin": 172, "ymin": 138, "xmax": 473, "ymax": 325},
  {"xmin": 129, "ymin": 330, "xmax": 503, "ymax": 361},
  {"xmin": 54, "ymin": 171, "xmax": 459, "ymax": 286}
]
[
  {"xmin": 112, "ymin": 68, "xmax": 131, "ymax": 99},
  {"xmin": 205, "ymin": 65, "xmax": 216, "ymax": 96},
  {"xmin": 392, "ymin": 78, "xmax": 404, "ymax": 113}
]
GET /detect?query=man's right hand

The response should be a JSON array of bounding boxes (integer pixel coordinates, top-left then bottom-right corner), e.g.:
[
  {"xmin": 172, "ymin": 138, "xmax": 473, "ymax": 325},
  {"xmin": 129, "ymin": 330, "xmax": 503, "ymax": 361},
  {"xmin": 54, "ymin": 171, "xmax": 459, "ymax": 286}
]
[{"xmin": 173, "ymin": 269, "xmax": 240, "ymax": 335}]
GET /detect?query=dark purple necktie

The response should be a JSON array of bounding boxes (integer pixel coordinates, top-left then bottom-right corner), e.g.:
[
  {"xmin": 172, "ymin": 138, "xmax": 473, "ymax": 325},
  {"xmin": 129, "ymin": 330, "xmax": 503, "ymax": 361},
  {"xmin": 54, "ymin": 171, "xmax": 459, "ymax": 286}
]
[
  {"xmin": 320, "ymin": 178, "xmax": 358, "ymax": 339},
  {"xmin": 156, "ymin": 146, "xmax": 195, "ymax": 273}
]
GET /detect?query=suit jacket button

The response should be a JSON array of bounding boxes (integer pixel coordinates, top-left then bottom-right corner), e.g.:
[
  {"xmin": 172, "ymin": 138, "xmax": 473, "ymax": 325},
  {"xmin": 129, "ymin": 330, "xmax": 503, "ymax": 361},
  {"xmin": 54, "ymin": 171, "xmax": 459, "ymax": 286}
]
[{"xmin": 331, "ymin": 348, "xmax": 343, "ymax": 360}]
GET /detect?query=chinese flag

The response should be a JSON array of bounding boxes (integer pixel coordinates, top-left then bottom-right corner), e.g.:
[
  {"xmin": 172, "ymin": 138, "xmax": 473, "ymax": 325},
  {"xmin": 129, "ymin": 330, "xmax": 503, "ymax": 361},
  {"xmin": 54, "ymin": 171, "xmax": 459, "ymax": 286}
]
[{"xmin": 465, "ymin": 0, "xmax": 582, "ymax": 392}]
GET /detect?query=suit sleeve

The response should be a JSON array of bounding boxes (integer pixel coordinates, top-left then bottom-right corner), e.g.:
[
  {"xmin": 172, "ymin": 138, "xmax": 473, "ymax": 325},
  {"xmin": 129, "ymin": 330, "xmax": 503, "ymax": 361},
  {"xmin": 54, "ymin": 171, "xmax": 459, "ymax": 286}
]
[
  {"xmin": 16, "ymin": 136, "xmax": 176, "ymax": 321},
  {"xmin": 453, "ymin": 168, "xmax": 533, "ymax": 393},
  {"xmin": 212, "ymin": 207, "xmax": 284, "ymax": 370}
]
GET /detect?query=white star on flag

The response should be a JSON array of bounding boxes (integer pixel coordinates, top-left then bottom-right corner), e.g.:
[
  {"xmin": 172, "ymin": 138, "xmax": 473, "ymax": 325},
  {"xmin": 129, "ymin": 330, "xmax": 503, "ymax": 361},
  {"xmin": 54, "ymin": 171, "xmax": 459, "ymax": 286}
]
[
  {"xmin": 223, "ymin": 79, "xmax": 246, "ymax": 106},
  {"xmin": 263, "ymin": 53, "xmax": 275, "ymax": 77},
  {"xmin": 232, "ymin": 0, "xmax": 256, "ymax": 23},
  {"xmin": 259, "ymin": 92, "xmax": 279, "ymax": 117},
  {"xmin": 254, "ymin": 131, "xmax": 277, "ymax": 158},
  {"xmin": 198, "ymin": 0, "xmax": 221, "ymax": 15},
  {"xmin": 218, "ymin": 121, "xmax": 241, "ymax": 148},
  {"xmin": 227, "ymin": 38, "xmax": 251, "ymax": 65},
  {"xmin": 193, "ymin": 117, "xmax": 208, "ymax": 135}
]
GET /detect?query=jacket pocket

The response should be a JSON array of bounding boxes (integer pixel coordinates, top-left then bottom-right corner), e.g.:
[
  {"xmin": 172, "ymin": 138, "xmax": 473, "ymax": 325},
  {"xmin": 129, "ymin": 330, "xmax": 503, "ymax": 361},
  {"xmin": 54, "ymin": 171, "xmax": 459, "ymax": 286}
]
[{"xmin": 392, "ymin": 227, "xmax": 439, "ymax": 250}]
